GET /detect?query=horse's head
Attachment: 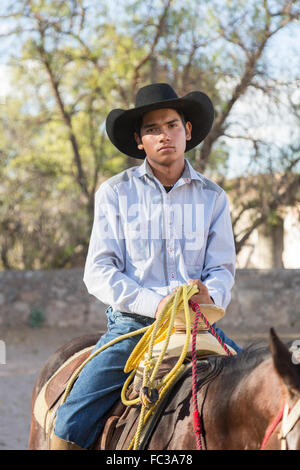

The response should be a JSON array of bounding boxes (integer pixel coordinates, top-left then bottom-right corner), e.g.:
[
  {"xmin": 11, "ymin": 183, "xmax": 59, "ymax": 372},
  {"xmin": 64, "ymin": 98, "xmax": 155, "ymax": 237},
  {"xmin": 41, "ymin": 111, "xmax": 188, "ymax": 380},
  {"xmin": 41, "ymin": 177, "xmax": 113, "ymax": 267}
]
[{"xmin": 269, "ymin": 328, "xmax": 300, "ymax": 450}]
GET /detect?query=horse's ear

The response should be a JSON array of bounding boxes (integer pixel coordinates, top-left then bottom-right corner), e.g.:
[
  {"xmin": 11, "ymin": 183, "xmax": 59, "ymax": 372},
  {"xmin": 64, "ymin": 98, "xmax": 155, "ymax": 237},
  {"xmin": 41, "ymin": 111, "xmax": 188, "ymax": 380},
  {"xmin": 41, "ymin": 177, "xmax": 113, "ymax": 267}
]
[{"xmin": 269, "ymin": 328, "xmax": 300, "ymax": 396}]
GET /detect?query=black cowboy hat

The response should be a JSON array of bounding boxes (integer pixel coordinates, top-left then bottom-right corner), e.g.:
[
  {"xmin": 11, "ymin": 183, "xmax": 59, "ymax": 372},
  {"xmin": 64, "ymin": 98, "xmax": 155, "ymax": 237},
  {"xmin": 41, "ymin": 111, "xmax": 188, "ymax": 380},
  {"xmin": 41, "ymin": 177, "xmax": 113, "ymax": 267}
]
[{"xmin": 106, "ymin": 83, "xmax": 214, "ymax": 159}]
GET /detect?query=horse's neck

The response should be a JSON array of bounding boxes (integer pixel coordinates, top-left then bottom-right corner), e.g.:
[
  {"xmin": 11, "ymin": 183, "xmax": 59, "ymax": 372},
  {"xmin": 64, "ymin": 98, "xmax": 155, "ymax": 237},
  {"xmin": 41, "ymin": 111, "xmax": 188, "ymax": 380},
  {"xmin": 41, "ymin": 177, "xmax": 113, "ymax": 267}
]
[{"xmin": 244, "ymin": 357, "xmax": 287, "ymax": 420}]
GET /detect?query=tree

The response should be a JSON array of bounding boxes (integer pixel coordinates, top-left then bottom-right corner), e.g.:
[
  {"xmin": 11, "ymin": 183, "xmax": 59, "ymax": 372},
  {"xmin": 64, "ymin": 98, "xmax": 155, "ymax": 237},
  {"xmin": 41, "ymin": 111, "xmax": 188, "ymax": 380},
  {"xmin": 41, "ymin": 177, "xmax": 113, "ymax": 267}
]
[
  {"xmin": 0, "ymin": 0, "xmax": 299, "ymax": 269},
  {"xmin": 228, "ymin": 143, "xmax": 300, "ymax": 256}
]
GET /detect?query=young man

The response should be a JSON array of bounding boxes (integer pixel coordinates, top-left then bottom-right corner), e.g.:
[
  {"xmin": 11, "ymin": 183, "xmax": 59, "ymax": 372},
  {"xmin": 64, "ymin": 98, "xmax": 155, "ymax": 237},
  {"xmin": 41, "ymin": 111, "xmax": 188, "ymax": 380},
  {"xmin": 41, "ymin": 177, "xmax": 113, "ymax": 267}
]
[{"xmin": 51, "ymin": 83, "xmax": 242, "ymax": 450}]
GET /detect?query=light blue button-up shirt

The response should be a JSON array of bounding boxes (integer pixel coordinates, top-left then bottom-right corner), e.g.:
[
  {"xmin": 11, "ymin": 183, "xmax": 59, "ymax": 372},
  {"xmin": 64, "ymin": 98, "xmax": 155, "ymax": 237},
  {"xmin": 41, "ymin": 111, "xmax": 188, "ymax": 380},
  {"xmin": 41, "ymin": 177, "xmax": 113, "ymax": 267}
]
[{"xmin": 83, "ymin": 158, "xmax": 236, "ymax": 318}]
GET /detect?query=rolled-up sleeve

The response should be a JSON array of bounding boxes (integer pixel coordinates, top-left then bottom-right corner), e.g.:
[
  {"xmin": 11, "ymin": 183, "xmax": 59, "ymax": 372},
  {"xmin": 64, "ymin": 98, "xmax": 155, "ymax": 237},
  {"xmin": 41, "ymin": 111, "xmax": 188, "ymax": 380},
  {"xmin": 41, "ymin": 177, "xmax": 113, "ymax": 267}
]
[
  {"xmin": 201, "ymin": 190, "xmax": 236, "ymax": 309},
  {"xmin": 83, "ymin": 183, "xmax": 163, "ymax": 317}
]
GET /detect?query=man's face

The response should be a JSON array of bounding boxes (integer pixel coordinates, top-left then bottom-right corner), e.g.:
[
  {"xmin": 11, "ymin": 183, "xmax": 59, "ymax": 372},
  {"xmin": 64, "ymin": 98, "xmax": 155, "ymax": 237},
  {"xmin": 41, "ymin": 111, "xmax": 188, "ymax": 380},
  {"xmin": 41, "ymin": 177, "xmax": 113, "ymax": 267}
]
[{"xmin": 134, "ymin": 108, "xmax": 192, "ymax": 168}]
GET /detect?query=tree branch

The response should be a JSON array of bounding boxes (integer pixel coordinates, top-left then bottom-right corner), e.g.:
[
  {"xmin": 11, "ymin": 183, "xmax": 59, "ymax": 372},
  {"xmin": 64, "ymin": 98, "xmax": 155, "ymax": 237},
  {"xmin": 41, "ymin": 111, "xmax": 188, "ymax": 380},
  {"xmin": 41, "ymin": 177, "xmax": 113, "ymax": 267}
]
[
  {"xmin": 33, "ymin": 23, "xmax": 91, "ymax": 206},
  {"xmin": 195, "ymin": 3, "xmax": 299, "ymax": 173},
  {"xmin": 130, "ymin": 0, "xmax": 173, "ymax": 99}
]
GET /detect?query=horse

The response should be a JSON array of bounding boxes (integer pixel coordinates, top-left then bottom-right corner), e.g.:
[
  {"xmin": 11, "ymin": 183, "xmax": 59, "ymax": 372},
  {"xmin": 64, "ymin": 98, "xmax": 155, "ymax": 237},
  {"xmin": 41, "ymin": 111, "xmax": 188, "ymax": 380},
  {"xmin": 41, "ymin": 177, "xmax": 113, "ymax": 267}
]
[{"xmin": 28, "ymin": 327, "xmax": 300, "ymax": 450}]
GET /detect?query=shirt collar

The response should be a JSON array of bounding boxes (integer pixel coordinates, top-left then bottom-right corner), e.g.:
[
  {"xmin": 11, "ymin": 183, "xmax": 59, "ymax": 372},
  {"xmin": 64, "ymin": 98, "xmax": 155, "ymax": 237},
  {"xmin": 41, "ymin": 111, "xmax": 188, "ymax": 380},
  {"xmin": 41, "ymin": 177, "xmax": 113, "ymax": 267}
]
[{"xmin": 134, "ymin": 157, "xmax": 205, "ymax": 185}]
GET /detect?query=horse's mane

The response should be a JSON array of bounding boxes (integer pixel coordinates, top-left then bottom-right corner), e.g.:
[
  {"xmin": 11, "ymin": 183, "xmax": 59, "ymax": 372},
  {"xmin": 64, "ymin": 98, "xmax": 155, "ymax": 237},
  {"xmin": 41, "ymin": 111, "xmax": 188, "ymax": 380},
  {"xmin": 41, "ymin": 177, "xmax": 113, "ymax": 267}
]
[
  {"xmin": 201, "ymin": 342, "xmax": 271, "ymax": 394},
  {"xmin": 217, "ymin": 341, "xmax": 270, "ymax": 372}
]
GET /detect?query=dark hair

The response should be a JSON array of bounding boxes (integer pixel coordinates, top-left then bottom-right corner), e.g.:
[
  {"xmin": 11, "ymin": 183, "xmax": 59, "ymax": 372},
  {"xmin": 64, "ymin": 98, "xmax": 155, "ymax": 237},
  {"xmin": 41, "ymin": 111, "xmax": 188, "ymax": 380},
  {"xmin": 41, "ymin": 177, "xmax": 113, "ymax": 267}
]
[{"xmin": 134, "ymin": 109, "xmax": 187, "ymax": 138}]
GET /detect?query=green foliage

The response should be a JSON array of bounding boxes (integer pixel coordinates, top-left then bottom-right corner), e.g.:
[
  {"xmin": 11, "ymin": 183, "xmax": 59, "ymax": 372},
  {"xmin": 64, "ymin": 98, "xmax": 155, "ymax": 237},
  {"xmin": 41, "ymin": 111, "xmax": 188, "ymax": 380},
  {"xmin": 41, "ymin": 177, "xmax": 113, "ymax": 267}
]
[
  {"xmin": 0, "ymin": 0, "xmax": 299, "ymax": 269},
  {"xmin": 28, "ymin": 308, "xmax": 45, "ymax": 328},
  {"xmin": 267, "ymin": 210, "xmax": 282, "ymax": 227}
]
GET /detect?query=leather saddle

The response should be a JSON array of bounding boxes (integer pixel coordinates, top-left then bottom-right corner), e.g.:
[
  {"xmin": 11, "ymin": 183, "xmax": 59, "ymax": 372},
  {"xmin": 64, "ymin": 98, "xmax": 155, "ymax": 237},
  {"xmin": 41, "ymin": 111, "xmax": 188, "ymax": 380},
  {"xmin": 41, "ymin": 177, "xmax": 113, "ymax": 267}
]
[
  {"xmin": 33, "ymin": 345, "xmax": 193, "ymax": 449},
  {"xmin": 34, "ymin": 319, "xmax": 228, "ymax": 449},
  {"xmin": 33, "ymin": 345, "xmax": 95, "ymax": 443}
]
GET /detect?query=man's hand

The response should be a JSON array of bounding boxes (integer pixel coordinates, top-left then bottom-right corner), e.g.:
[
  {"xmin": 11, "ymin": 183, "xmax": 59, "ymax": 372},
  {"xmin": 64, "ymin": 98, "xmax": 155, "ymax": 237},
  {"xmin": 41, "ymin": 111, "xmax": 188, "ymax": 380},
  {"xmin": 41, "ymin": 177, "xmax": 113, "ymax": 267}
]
[
  {"xmin": 173, "ymin": 279, "xmax": 214, "ymax": 305},
  {"xmin": 155, "ymin": 279, "xmax": 213, "ymax": 318},
  {"xmin": 154, "ymin": 293, "xmax": 173, "ymax": 318},
  {"xmin": 187, "ymin": 279, "xmax": 214, "ymax": 305}
]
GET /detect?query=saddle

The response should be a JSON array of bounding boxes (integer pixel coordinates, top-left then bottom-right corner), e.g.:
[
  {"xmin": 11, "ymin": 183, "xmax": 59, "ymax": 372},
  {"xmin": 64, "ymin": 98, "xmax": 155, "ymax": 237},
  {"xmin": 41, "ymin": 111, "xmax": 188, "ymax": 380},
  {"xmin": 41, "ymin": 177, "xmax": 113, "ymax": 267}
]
[
  {"xmin": 33, "ymin": 345, "xmax": 95, "ymax": 443},
  {"xmin": 98, "ymin": 356, "xmax": 192, "ymax": 450},
  {"xmin": 33, "ymin": 304, "xmax": 235, "ymax": 449},
  {"xmin": 33, "ymin": 344, "xmax": 190, "ymax": 449}
]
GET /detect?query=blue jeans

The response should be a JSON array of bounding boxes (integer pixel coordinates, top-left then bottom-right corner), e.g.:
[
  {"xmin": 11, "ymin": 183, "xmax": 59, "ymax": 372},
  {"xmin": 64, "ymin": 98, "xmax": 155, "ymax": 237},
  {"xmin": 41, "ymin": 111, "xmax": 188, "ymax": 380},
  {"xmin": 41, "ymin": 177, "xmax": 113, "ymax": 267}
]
[
  {"xmin": 54, "ymin": 306, "xmax": 241, "ymax": 448},
  {"xmin": 213, "ymin": 325, "xmax": 243, "ymax": 354}
]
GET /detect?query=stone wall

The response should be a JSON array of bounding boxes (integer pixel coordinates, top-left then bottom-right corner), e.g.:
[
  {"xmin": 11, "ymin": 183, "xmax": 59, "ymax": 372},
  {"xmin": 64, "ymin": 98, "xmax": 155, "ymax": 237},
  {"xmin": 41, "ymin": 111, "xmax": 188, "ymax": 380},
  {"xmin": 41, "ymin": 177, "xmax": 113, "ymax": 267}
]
[
  {"xmin": 0, "ymin": 268, "xmax": 299, "ymax": 337},
  {"xmin": 217, "ymin": 269, "xmax": 300, "ymax": 337}
]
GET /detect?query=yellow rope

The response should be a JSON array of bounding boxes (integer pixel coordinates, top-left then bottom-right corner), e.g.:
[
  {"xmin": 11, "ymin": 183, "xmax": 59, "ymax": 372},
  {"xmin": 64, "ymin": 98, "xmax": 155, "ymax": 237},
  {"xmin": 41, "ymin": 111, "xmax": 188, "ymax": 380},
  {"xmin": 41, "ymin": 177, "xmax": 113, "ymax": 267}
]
[
  {"xmin": 61, "ymin": 283, "xmax": 198, "ymax": 450},
  {"xmin": 123, "ymin": 283, "xmax": 196, "ymax": 450},
  {"xmin": 61, "ymin": 324, "xmax": 149, "ymax": 404}
]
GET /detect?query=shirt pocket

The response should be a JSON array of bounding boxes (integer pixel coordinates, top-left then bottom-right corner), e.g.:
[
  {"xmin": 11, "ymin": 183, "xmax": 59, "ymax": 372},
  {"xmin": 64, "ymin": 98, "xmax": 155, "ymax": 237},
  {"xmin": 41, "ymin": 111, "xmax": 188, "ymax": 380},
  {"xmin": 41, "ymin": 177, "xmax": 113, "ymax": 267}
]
[
  {"xmin": 183, "ymin": 232, "xmax": 204, "ymax": 266},
  {"xmin": 126, "ymin": 228, "xmax": 150, "ymax": 263}
]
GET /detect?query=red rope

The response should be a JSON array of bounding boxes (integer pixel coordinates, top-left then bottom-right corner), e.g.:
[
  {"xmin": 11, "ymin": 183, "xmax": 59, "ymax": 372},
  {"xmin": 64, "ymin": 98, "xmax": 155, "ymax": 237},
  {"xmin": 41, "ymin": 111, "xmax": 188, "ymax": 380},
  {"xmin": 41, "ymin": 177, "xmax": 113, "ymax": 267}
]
[
  {"xmin": 189, "ymin": 300, "xmax": 233, "ymax": 357},
  {"xmin": 260, "ymin": 405, "xmax": 285, "ymax": 450},
  {"xmin": 191, "ymin": 302, "xmax": 203, "ymax": 450},
  {"xmin": 189, "ymin": 300, "xmax": 232, "ymax": 450}
]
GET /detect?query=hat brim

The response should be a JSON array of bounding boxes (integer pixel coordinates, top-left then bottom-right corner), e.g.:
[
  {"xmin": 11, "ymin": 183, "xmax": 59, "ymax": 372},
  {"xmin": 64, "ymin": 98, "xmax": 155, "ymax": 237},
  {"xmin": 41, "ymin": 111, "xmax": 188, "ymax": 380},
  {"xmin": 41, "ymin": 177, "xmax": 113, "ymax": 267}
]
[{"xmin": 106, "ymin": 91, "xmax": 214, "ymax": 159}]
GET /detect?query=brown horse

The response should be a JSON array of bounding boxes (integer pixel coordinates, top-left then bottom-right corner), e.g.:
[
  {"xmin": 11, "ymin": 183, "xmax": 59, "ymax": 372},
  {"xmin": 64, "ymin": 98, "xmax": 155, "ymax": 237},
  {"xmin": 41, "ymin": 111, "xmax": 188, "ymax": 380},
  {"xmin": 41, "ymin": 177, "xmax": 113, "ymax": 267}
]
[{"xmin": 28, "ymin": 328, "xmax": 300, "ymax": 450}]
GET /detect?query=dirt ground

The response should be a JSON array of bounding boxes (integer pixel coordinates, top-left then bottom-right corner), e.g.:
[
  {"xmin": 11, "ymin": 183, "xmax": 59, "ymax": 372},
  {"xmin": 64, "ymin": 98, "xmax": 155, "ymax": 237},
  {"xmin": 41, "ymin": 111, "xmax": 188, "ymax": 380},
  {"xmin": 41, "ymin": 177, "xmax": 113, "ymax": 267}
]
[
  {"xmin": 0, "ymin": 325, "xmax": 103, "ymax": 450},
  {"xmin": 0, "ymin": 325, "xmax": 286, "ymax": 451}
]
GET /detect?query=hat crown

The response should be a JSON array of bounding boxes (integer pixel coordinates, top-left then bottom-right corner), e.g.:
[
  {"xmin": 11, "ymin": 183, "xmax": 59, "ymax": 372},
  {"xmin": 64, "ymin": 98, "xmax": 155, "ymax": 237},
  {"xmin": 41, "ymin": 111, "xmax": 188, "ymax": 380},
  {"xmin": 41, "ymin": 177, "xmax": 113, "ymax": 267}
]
[{"xmin": 135, "ymin": 83, "xmax": 178, "ymax": 108}]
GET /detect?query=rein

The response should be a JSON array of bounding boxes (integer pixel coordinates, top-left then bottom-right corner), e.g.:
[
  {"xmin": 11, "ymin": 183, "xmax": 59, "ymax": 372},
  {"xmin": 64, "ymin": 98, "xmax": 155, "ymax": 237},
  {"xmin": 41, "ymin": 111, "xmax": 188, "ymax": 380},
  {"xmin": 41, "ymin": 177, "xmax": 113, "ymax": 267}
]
[{"xmin": 189, "ymin": 300, "xmax": 233, "ymax": 450}]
